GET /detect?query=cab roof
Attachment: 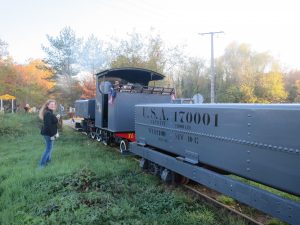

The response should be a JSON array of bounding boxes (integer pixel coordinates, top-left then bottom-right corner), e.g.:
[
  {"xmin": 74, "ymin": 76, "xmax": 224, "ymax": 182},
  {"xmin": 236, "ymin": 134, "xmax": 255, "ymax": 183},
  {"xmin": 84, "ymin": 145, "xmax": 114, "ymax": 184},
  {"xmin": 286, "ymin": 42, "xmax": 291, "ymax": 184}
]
[{"xmin": 95, "ymin": 67, "xmax": 165, "ymax": 86}]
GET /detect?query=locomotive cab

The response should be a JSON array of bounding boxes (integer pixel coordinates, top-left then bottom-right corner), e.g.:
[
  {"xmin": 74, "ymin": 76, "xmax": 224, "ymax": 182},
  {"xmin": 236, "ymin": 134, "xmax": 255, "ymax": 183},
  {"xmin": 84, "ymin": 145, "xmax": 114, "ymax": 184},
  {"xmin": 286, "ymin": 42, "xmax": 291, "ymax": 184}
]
[{"xmin": 95, "ymin": 67, "xmax": 174, "ymax": 150}]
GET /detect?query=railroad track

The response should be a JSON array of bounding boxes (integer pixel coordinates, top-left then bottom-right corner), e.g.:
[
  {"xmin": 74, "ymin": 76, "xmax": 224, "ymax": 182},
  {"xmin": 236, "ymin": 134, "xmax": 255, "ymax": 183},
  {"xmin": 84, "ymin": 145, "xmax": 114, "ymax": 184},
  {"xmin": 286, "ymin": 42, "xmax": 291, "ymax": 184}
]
[
  {"xmin": 182, "ymin": 184, "xmax": 265, "ymax": 225},
  {"xmin": 64, "ymin": 120, "xmax": 270, "ymax": 225},
  {"xmin": 129, "ymin": 157, "xmax": 266, "ymax": 225}
]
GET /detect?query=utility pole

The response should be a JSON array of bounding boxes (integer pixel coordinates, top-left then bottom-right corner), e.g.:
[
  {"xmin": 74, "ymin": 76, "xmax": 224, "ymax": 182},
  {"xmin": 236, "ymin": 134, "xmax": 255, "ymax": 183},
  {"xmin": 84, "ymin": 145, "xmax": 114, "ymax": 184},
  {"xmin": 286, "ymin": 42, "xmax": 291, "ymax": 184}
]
[{"xmin": 199, "ymin": 31, "xmax": 224, "ymax": 103}]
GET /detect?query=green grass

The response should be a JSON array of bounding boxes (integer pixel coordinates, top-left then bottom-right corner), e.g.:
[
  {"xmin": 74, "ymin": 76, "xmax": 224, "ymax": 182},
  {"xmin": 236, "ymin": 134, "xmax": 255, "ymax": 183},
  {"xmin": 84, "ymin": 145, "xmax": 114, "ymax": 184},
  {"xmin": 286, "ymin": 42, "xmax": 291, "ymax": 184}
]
[
  {"xmin": 228, "ymin": 175, "xmax": 300, "ymax": 203},
  {"xmin": 0, "ymin": 114, "xmax": 247, "ymax": 225},
  {"xmin": 216, "ymin": 195, "xmax": 235, "ymax": 206}
]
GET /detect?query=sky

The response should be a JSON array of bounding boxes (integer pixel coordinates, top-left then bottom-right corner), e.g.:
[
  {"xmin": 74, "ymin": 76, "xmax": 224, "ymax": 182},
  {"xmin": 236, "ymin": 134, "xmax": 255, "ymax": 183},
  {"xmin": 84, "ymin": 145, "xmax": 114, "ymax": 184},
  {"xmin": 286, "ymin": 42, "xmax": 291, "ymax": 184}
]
[{"xmin": 0, "ymin": 0, "xmax": 300, "ymax": 69}]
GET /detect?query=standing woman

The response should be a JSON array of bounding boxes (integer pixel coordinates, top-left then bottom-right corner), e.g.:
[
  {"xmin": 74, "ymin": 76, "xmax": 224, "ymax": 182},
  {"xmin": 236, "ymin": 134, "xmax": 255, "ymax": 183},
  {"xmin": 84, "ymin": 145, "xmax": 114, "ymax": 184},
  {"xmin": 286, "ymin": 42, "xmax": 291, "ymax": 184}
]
[{"xmin": 39, "ymin": 100, "xmax": 60, "ymax": 167}]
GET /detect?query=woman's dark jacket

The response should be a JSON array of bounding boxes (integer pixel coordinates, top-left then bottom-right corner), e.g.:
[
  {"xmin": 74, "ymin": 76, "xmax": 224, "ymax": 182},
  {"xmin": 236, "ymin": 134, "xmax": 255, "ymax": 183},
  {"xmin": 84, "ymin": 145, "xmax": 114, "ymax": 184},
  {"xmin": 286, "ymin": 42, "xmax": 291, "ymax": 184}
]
[{"xmin": 41, "ymin": 109, "xmax": 58, "ymax": 137}]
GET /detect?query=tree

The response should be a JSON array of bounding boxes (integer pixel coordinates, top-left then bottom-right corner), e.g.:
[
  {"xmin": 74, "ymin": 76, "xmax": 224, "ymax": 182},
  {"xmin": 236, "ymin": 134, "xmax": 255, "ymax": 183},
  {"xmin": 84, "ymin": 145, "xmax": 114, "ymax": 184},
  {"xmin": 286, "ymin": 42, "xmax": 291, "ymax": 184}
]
[
  {"xmin": 109, "ymin": 31, "xmax": 182, "ymax": 73},
  {"xmin": 0, "ymin": 38, "xmax": 8, "ymax": 59},
  {"xmin": 15, "ymin": 60, "xmax": 55, "ymax": 105},
  {"xmin": 42, "ymin": 27, "xmax": 82, "ymax": 77},
  {"xmin": 215, "ymin": 42, "xmax": 284, "ymax": 103},
  {"xmin": 81, "ymin": 35, "xmax": 106, "ymax": 74},
  {"xmin": 218, "ymin": 85, "xmax": 243, "ymax": 103},
  {"xmin": 42, "ymin": 27, "xmax": 82, "ymax": 105},
  {"xmin": 293, "ymin": 80, "xmax": 300, "ymax": 102},
  {"xmin": 175, "ymin": 57, "xmax": 210, "ymax": 100},
  {"xmin": 284, "ymin": 70, "xmax": 300, "ymax": 102},
  {"xmin": 78, "ymin": 74, "xmax": 96, "ymax": 99},
  {"xmin": 255, "ymin": 71, "xmax": 287, "ymax": 103},
  {"xmin": 0, "ymin": 58, "xmax": 55, "ymax": 107},
  {"xmin": 0, "ymin": 59, "xmax": 19, "ymax": 96},
  {"xmin": 108, "ymin": 30, "xmax": 184, "ymax": 88},
  {"xmin": 108, "ymin": 32, "xmax": 144, "ymax": 69}
]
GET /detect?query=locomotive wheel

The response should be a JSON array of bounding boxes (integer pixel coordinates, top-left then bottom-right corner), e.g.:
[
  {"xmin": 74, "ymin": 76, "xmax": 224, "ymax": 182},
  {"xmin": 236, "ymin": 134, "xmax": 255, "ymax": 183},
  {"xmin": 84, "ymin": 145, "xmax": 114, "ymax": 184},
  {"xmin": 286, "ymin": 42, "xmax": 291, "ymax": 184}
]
[
  {"xmin": 140, "ymin": 158, "xmax": 148, "ymax": 170},
  {"xmin": 90, "ymin": 132, "xmax": 96, "ymax": 139},
  {"xmin": 175, "ymin": 174, "xmax": 190, "ymax": 185},
  {"xmin": 95, "ymin": 129, "xmax": 102, "ymax": 142},
  {"xmin": 161, "ymin": 169, "xmax": 173, "ymax": 184},
  {"xmin": 96, "ymin": 135, "xmax": 102, "ymax": 142},
  {"xmin": 102, "ymin": 138, "xmax": 110, "ymax": 146},
  {"xmin": 119, "ymin": 139, "xmax": 129, "ymax": 153},
  {"xmin": 149, "ymin": 163, "xmax": 160, "ymax": 176}
]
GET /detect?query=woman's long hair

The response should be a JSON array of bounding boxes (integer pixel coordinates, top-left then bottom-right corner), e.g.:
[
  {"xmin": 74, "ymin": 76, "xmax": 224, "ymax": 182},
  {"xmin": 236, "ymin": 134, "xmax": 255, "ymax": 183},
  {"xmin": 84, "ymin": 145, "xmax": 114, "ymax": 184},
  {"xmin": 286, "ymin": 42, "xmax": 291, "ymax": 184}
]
[{"xmin": 39, "ymin": 100, "xmax": 56, "ymax": 120}]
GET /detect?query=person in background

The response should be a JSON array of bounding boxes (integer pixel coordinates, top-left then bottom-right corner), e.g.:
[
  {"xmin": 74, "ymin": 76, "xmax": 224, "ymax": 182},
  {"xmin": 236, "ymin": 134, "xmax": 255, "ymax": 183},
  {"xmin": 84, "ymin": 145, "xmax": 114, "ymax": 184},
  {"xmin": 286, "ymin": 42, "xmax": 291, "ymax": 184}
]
[
  {"xmin": 38, "ymin": 100, "xmax": 60, "ymax": 167},
  {"xmin": 59, "ymin": 104, "xmax": 65, "ymax": 116},
  {"xmin": 24, "ymin": 104, "xmax": 30, "ymax": 113},
  {"xmin": 114, "ymin": 80, "xmax": 121, "ymax": 91},
  {"xmin": 71, "ymin": 113, "xmax": 75, "ymax": 123},
  {"xmin": 30, "ymin": 106, "xmax": 37, "ymax": 113}
]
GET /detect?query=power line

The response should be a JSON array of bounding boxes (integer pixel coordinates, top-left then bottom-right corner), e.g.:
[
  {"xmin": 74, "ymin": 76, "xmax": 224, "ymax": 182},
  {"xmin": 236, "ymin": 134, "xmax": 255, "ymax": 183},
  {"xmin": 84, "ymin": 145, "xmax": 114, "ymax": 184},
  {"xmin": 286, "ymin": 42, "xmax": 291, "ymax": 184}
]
[{"xmin": 199, "ymin": 31, "xmax": 224, "ymax": 103}]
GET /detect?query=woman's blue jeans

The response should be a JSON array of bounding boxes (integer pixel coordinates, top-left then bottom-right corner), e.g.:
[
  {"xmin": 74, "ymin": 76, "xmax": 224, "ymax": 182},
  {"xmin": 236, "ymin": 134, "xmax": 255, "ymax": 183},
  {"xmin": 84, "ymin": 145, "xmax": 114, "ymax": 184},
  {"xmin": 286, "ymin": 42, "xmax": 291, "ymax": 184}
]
[{"xmin": 40, "ymin": 135, "xmax": 54, "ymax": 167}]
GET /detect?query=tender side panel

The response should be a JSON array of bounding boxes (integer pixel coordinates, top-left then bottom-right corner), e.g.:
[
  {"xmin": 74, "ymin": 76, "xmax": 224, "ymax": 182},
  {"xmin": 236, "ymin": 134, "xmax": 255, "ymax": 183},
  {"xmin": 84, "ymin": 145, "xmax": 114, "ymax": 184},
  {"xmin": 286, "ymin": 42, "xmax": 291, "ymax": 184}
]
[{"xmin": 135, "ymin": 104, "xmax": 300, "ymax": 196}]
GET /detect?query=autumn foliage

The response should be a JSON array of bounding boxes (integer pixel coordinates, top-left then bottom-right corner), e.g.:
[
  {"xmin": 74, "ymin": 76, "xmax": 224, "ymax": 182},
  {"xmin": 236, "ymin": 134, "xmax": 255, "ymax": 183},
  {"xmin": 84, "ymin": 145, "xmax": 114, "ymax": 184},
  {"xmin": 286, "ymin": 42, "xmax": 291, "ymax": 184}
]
[
  {"xmin": 16, "ymin": 60, "xmax": 55, "ymax": 91},
  {"xmin": 0, "ymin": 58, "xmax": 55, "ymax": 107},
  {"xmin": 78, "ymin": 75, "xmax": 96, "ymax": 99}
]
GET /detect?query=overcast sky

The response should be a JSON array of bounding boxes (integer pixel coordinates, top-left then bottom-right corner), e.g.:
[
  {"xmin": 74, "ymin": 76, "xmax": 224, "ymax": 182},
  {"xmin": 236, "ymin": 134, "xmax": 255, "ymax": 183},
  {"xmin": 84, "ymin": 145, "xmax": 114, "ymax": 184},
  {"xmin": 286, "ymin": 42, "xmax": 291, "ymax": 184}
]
[{"xmin": 0, "ymin": 0, "xmax": 299, "ymax": 69}]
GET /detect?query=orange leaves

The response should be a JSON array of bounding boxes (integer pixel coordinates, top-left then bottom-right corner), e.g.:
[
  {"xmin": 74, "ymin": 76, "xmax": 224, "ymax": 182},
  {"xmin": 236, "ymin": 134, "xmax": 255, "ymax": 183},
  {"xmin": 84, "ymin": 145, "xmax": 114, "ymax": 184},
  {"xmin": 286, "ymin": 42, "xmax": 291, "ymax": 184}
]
[
  {"xmin": 16, "ymin": 59, "xmax": 55, "ymax": 91},
  {"xmin": 0, "ymin": 59, "xmax": 55, "ymax": 105},
  {"xmin": 78, "ymin": 75, "xmax": 96, "ymax": 99}
]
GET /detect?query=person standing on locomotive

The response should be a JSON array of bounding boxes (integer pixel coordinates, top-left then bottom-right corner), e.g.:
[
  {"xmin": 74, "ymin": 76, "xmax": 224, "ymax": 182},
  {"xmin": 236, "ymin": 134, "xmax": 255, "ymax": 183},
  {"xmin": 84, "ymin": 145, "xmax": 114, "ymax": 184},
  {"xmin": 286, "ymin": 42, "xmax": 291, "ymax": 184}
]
[{"xmin": 39, "ymin": 100, "xmax": 60, "ymax": 167}]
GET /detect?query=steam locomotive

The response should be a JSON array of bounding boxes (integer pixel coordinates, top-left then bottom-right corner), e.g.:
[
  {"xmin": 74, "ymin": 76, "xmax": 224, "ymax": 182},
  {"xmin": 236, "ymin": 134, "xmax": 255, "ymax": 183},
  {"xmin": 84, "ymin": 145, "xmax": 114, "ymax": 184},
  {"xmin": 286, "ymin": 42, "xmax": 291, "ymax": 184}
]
[{"xmin": 75, "ymin": 67, "xmax": 300, "ymax": 225}]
